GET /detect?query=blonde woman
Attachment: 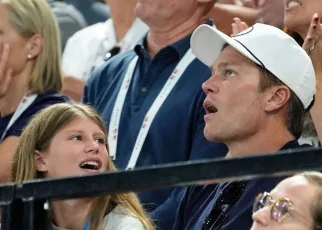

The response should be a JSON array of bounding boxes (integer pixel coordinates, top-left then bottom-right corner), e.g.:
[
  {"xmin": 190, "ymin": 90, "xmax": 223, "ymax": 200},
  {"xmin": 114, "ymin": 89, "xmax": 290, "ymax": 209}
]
[
  {"xmin": 12, "ymin": 103, "xmax": 154, "ymax": 230},
  {"xmin": 0, "ymin": 0, "xmax": 69, "ymax": 183}
]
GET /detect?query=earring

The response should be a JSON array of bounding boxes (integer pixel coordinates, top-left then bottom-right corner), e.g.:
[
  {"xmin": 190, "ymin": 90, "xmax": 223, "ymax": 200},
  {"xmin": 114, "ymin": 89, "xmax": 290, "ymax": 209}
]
[{"xmin": 27, "ymin": 54, "xmax": 32, "ymax": 60}]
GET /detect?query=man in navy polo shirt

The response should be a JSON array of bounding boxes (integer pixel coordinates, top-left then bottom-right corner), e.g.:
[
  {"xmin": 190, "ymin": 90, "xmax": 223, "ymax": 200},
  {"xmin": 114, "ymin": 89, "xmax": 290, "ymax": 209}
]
[
  {"xmin": 83, "ymin": 0, "xmax": 228, "ymax": 229},
  {"xmin": 173, "ymin": 24, "xmax": 316, "ymax": 229}
]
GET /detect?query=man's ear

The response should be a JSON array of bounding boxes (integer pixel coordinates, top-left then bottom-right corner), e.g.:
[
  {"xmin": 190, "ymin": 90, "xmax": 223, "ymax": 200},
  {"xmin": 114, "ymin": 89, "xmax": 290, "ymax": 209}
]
[
  {"xmin": 34, "ymin": 150, "xmax": 48, "ymax": 172},
  {"xmin": 264, "ymin": 86, "xmax": 291, "ymax": 112},
  {"xmin": 25, "ymin": 34, "xmax": 43, "ymax": 59}
]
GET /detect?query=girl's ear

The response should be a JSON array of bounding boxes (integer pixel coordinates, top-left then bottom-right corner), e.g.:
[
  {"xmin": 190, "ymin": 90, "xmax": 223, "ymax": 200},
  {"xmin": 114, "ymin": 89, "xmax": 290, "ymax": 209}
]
[{"xmin": 34, "ymin": 150, "xmax": 48, "ymax": 172}]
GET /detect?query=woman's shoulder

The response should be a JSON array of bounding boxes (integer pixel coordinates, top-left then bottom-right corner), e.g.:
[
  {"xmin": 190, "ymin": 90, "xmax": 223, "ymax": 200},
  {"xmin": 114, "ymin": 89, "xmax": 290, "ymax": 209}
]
[
  {"xmin": 1, "ymin": 92, "xmax": 70, "ymax": 138},
  {"xmin": 33, "ymin": 92, "xmax": 70, "ymax": 106},
  {"xmin": 101, "ymin": 205, "xmax": 145, "ymax": 230},
  {"xmin": 26, "ymin": 92, "xmax": 70, "ymax": 116}
]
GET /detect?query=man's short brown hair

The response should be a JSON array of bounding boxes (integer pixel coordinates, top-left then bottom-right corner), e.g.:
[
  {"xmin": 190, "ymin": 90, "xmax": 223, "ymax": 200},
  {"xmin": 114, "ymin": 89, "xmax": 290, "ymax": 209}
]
[{"xmin": 257, "ymin": 67, "xmax": 312, "ymax": 139}]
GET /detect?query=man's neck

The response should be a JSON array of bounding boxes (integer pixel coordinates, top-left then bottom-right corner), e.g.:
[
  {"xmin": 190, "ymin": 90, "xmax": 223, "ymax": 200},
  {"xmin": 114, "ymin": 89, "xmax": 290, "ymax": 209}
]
[
  {"xmin": 225, "ymin": 127, "xmax": 295, "ymax": 158},
  {"xmin": 52, "ymin": 199, "xmax": 91, "ymax": 230},
  {"xmin": 146, "ymin": 11, "xmax": 208, "ymax": 58},
  {"xmin": 109, "ymin": 0, "xmax": 137, "ymax": 42}
]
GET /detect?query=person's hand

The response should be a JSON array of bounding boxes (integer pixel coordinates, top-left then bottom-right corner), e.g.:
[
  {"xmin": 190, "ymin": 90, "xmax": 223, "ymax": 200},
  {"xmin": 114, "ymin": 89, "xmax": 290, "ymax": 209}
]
[
  {"xmin": 231, "ymin": 17, "xmax": 249, "ymax": 36},
  {"xmin": 255, "ymin": 0, "xmax": 284, "ymax": 28},
  {"xmin": 0, "ymin": 40, "xmax": 12, "ymax": 99},
  {"xmin": 239, "ymin": 0, "xmax": 258, "ymax": 8},
  {"xmin": 302, "ymin": 13, "xmax": 322, "ymax": 82}
]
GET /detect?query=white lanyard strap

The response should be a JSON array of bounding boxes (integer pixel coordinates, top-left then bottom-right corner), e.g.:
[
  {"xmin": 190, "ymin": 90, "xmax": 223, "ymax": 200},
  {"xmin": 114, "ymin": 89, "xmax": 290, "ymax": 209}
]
[
  {"xmin": 108, "ymin": 55, "xmax": 139, "ymax": 160},
  {"xmin": 1, "ymin": 94, "xmax": 37, "ymax": 141},
  {"xmin": 108, "ymin": 49, "xmax": 195, "ymax": 169}
]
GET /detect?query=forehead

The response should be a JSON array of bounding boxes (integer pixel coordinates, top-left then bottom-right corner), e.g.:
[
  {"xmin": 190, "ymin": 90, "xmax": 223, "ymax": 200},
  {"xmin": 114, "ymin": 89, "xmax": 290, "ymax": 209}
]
[
  {"xmin": 211, "ymin": 46, "xmax": 258, "ymax": 71},
  {"xmin": 270, "ymin": 176, "xmax": 317, "ymax": 211},
  {"xmin": 271, "ymin": 176, "xmax": 313, "ymax": 194},
  {"xmin": 57, "ymin": 117, "xmax": 102, "ymax": 133}
]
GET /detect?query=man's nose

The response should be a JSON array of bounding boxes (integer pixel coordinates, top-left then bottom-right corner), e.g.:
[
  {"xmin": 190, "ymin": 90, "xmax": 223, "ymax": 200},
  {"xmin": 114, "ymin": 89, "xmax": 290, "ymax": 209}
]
[
  {"xmin": 202, "ymin": 76, "xmax": 220, "ymax": 95},
  {"xmin": 252, "ymin": 206, "xmax": 271, "ymax": 227}
]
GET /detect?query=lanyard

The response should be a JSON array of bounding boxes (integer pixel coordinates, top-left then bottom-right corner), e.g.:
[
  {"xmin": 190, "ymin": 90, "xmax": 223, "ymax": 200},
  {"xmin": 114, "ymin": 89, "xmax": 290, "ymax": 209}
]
[
  {"xmin": 108, "ymin": 49, "xmax": 195, "ymax": 169},
  {"xmin": 0, "ymin": 94, "xmax": 37, "ymax": 142},
  {"xmin": 82, "ymin": 220, "xmax": 89, "ymax": 230}
]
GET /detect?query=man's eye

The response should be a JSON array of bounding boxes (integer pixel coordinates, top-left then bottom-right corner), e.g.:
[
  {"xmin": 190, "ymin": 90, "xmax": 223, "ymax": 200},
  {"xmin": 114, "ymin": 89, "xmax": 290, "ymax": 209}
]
[{"xmin": 224, "ymin": 70, "xmax": 236, "ymax": 78}]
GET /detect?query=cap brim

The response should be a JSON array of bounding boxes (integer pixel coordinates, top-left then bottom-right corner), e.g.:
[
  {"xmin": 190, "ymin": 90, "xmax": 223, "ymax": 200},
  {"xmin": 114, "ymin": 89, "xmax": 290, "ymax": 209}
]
[{"xmin": 190, "ymin": 24, "xmax": 261, "ymax": 67}]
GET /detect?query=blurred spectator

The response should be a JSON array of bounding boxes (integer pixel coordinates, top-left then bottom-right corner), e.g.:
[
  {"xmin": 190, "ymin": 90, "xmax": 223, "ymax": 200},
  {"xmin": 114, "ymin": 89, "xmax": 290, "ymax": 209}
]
[
  {"xmin": 205, "ymin": 0, "xmax": 284, "ymax": 36},
  {"xmin": 236, "ymin": 0, "xmax": 284, "ymax": 29},
  {"xmin": 255, "ymin": 0, "xmax": 284, "ymax": 29},
  {"xmin": 283, "ymin": 2, "xmax": 322, "ymax": 146},
  {"xmin": 47, "ymin": 0, "xmax": 87, "ymax": 51},
  {"xmin": 62, "ymin": 0, "xmax": 148, "ymax": 101},
  {"xmin": 209, "ymin": 2, "xmax": 259, "ymax": 35},
  {"xmin": 302, "ymin": 15, "xmax": 322, "ymax": 146},
  {"xmin": 63, "ymin": 0, "xmax": 110, "ymax": 26},
  {"xmin": 0, "ymin": 0, "xmax": 69, "ymax": 183},
  {"xmin": 12, "ymin": 103, "xmax": 154, "ymax": 230}
]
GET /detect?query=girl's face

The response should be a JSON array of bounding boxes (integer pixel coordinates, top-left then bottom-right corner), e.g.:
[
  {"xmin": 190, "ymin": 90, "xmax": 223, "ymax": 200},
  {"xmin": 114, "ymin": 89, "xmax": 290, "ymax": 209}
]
[{"xmin": 36, "ymin": 117, "xmax": 109, "ymax": 178}]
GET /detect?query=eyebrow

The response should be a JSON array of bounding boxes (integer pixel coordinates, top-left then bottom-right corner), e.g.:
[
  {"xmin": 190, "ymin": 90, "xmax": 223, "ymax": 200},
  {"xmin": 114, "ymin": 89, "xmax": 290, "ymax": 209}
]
[
  {"xmin": 65, "ymin": 129, "xmax": 105, "ymax": 136},
  {"xmin": 210, "ymin": 61, "xmax": 241, "ymax": 73}
]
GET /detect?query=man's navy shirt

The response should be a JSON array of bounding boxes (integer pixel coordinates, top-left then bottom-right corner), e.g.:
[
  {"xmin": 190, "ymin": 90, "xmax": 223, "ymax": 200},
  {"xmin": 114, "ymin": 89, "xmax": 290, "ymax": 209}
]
[
  {"xmin": 84, "ymin": 34, "xmax": 228, "ymax": 229},
  {"xmin": 173, "ymin": 140, "xmax": 308, "ymax": 230}
]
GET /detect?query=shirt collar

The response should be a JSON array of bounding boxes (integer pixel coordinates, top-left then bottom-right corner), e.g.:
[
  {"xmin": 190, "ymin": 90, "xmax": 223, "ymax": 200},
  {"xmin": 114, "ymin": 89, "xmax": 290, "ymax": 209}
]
[
  {"xmin": 280, "ymin": 139, "xmax": 301, "ymax": 150},
  {"xmin": 134, "ymin": 33, "xmax": 191, "ymax": 59}
]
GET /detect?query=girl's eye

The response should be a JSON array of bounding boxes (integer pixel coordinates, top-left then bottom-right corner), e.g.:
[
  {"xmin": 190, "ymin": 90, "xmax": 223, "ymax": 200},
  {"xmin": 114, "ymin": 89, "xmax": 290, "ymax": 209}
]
[
  {"xmin": 70, "ymin": 135, "xmax": 82, "ymax": 141},
  {"xmin": 95, "ymin": 138, "xmax": 106, "ymax": 144}
]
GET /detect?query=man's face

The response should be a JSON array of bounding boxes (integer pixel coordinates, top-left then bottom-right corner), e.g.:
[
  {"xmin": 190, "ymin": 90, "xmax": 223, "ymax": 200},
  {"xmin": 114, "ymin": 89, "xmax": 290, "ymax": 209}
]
[
  {"xmin": 202, "ymin": 46, "xmax": 267, "ymax": 144},
  {"xmin": 135, "ymin": 0, "xmax": 201, "ymax": 27},
  {"xmin": 251, "ymin": 175, "xmax": 316, "ymax": 230}
]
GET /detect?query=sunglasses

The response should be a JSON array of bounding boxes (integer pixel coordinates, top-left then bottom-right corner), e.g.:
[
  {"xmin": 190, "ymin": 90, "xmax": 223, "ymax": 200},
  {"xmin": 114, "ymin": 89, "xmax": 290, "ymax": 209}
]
[{"xmin": 253, "ymin": 192, "xmax": 310, "ymax": 224}]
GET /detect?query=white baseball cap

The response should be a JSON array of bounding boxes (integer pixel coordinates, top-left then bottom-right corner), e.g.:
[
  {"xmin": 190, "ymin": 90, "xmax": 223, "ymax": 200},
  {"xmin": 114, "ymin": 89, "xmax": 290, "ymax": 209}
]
[{"xmin": 190, "ymin": 23, "xmax": 316, "ymax": 109}]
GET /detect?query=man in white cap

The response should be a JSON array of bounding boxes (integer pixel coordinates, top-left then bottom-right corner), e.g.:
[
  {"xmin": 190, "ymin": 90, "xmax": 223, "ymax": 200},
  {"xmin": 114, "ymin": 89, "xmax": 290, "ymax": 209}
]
[{"xmin": 173, "ymin": 23, "xmax": 316, "ymax": 229}]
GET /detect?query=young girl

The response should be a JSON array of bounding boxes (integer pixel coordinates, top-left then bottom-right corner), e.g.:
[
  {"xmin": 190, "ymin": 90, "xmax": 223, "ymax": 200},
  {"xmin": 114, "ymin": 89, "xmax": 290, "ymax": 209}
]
[{"xmin": 12, "ymin": 103, "xmax": 154, "ymax": 230}]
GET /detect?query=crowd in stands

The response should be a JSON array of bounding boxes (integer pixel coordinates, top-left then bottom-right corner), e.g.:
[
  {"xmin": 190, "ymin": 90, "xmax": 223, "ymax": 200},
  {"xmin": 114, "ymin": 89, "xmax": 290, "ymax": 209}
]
[{"xmin": 0, "ymin": 0, "xmax": 322, "ymax": 229}]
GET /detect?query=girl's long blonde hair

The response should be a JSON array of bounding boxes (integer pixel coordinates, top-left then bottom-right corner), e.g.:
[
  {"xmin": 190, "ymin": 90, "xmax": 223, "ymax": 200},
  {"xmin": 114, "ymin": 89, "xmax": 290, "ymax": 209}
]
[{"xmin": 12, "ymin": 103, "xmax": 154, "ymax": 230}]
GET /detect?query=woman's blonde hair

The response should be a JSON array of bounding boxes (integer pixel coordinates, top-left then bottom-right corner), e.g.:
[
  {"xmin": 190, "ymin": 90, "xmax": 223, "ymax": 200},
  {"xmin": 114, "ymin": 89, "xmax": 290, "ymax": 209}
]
[
  {"xmin": 12, "ymin": 103, "xmax": 154, "ymax": 230},
  {"xmin": 0, "ymin": 0, "xmax": 62, "ymax": 93}
]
